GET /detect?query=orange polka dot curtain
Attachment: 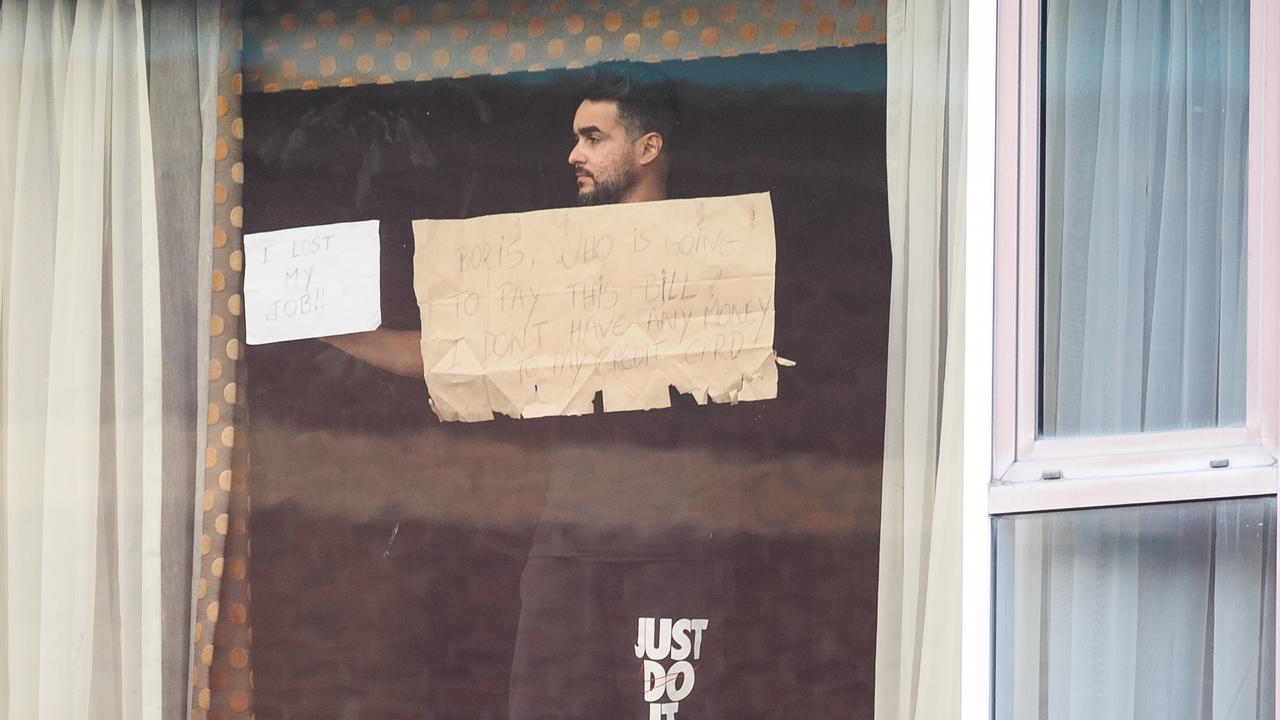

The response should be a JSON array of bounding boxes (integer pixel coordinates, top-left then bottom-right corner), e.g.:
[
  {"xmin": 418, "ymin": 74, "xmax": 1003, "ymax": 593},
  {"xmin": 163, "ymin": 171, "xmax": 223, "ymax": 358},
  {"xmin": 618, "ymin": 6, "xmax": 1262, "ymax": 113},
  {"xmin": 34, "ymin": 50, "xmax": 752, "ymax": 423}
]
[
  {"xmin": 240, "ymin": 0, "xmax": 884, "ymax": 94},
  {"xmin": 191, "ymin": 1, "xmax": 886, "ymax": 718},
  {"xmin": 191, "ymin": 2, "xmax": 253, "ymax": 719}
]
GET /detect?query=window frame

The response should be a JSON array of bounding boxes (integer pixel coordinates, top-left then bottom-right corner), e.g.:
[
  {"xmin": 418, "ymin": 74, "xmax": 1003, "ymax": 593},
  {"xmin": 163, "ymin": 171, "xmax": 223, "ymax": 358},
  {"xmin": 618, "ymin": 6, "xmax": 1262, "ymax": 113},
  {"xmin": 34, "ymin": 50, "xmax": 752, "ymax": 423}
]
[
  {"xmin": 991, "ymin": 0, "xmax": 1280, "ymax": 514},
  {"xmin": 971, "ymin": 0, "xmax": 1280, "ymax": 717}
]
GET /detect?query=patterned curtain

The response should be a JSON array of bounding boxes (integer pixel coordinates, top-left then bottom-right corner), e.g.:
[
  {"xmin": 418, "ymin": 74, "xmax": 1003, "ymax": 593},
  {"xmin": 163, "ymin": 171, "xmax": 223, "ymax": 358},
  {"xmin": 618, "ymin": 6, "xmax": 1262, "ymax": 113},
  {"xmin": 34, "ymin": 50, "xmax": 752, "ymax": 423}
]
[{"xmin": 190, "ymin": 2, "xmax": 255, "ymax": 719}]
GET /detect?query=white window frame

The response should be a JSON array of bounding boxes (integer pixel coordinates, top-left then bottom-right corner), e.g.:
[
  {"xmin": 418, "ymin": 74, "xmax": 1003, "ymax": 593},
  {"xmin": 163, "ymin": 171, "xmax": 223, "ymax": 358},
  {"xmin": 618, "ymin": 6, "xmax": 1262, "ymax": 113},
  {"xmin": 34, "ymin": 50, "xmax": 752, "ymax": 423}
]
[
  {"xmin": 960, "ymin": 0, "xmax": 1280, "ymax": 718},
  {"xmin": 990, "ymin": 0, "xmax": 1280, "ymax": 512}
]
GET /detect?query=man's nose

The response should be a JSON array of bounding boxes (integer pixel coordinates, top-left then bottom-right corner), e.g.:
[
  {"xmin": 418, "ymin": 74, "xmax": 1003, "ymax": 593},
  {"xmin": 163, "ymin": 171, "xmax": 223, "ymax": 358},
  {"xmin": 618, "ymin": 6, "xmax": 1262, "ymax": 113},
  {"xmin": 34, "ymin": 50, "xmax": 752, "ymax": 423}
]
[{"xmin": 568, "ymin": 141, "xmax": 585, "ymax": 167}]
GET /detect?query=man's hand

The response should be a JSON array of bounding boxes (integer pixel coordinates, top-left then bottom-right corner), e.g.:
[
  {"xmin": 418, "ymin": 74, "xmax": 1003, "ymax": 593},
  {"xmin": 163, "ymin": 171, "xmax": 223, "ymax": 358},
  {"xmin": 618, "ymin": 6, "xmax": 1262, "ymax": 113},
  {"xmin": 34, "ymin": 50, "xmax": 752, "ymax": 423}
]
[{"xmin": 321, "ymin": 328, "xmax": 424, "ymax": 379}]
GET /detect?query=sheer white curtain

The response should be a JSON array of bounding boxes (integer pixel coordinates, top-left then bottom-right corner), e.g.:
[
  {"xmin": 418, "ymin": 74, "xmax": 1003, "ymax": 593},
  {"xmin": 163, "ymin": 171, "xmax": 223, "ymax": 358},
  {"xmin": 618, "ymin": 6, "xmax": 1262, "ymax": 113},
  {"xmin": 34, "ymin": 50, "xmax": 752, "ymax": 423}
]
[
  {"xmin": 875, "ymin": 0, "xmax": 968, "ymax": 718},
  {"xmin": 1041, "ymin": 0, "xmax": 1249, "ymax": 435},
  {"xmin": 998, "ymin": 500, "xmax": 1275, "ymax": 720},
  {"xmin": 0, "ymin": 0, "xmax": 164, "ymax": 717}
]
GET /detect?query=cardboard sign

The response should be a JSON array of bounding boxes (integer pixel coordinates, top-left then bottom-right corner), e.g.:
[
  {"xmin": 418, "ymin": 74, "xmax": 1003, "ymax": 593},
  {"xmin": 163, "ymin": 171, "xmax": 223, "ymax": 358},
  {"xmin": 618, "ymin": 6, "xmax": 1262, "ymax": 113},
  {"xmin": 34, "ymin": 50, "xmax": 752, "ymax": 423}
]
[{"xmin": 413, "ymin": 193, "xmax": 780, "ymax": 422}]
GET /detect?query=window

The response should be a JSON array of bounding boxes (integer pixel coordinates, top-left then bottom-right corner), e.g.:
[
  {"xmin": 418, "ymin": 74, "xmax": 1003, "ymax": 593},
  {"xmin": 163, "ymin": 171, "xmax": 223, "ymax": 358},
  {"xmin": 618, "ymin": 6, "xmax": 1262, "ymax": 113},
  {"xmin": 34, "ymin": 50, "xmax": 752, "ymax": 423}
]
[
  {"xmin": 1037, "ymin": 0, "xmax": 1249, "ymax": 438},
  {"xmin": 219, "ymin": 2, "xmax": 896, "ymax": 718},
  {"xmin": 994, "ymin": 0, "xmax": 1279, "ymax": 505},
  {"xmin": 991, "ymin": 0, "xmax": 1280, "ymax": 715},
  {"xmin": 994, "ymin": 497, "xmax": 1276, "ymax": 719}
]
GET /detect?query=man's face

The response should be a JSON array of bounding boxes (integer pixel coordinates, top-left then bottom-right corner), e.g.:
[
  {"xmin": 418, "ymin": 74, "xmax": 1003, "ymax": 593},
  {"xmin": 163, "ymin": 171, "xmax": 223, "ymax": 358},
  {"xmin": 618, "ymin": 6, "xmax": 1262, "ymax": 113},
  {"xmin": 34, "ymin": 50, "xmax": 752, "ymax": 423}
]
[{"xmin": 568, "ymin": 100, "xmax": 639, "ymax": 206}]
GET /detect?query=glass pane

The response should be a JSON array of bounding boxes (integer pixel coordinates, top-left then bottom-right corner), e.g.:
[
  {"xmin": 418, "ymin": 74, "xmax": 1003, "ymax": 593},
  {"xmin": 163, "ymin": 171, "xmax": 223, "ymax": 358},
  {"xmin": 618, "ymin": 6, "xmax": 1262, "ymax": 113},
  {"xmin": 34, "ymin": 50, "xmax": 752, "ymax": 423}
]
[
  {"xmin": 236, "ymin": 2, "xmax": 894, "ymax": 717},
  {"xmin": 1038, "ymin": 0, "xmax": 1250, "ymax": 437},
  {"xmin": 994, "ymin": 497, "xmax": 1276, "ymax": 720}
]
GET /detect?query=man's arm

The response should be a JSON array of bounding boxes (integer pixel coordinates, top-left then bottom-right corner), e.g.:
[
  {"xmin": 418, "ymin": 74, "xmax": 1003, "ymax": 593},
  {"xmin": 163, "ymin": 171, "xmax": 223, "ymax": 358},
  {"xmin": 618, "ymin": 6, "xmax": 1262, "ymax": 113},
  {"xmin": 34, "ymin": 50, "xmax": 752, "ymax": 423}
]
[{"xmin": 322, "ymin": 328, "xmax": 424, "ymax": 379}]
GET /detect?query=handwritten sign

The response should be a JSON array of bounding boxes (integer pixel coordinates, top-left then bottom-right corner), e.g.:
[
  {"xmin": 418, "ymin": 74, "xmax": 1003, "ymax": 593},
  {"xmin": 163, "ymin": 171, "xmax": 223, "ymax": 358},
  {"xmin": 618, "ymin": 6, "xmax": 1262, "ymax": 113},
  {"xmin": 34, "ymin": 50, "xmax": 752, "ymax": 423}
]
[
  {"xmin": 243, "ymin": 220, "xmax": 382, "ymax": 345},
  {"xmin": 412, "ymin": 193, "xmax": 780, "ymax": 422}
]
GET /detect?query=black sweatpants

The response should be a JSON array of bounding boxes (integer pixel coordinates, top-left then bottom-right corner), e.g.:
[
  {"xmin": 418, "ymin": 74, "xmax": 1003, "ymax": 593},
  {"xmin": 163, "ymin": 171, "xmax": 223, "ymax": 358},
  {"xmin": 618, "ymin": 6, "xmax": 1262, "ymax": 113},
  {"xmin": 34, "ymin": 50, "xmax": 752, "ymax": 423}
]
[{"xmin": 508, "ymin": 555, "xmax": 735, "ymax": 720}]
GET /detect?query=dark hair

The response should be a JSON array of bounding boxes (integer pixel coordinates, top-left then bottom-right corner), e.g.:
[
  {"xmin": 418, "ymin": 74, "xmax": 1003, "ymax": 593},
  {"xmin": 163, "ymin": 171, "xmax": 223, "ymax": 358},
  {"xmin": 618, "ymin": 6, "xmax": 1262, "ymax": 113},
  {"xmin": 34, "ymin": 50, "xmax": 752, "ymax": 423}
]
[{"xmin": 580, "ymin": 61, "xmax": 679, "ymax": 144}]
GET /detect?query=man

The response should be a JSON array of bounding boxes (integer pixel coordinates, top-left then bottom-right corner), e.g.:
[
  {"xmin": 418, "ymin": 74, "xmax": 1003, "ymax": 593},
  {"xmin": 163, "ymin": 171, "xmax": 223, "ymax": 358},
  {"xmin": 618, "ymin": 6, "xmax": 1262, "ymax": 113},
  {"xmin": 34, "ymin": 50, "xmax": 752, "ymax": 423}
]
[
  {"xmin": 506, "ymin": 65, "xmax": 735, "ymax": 720},
  {"xmin": 326, "ymin": 63, "xmax": 734, "ymax": 719},
  {"xmin": 567, "ymin": 65, "xmax": 672, "ymax": 207},
  {"xmin": 322, "ymin": 63, "xmax": 672, "ymax": 373}
]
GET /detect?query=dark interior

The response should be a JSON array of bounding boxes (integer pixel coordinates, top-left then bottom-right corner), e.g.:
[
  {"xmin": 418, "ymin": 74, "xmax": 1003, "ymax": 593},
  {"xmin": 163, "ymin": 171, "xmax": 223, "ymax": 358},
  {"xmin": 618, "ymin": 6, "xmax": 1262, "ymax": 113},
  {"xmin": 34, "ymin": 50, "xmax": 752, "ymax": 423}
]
[{"xmin": 242, "ymin": 45, "xmax": 890, "ymax": 720}]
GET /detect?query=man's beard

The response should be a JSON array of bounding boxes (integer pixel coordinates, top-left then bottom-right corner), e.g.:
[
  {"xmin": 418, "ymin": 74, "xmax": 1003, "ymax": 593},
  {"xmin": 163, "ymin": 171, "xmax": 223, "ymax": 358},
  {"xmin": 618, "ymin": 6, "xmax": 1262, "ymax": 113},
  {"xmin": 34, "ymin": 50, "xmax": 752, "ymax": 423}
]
[{"xmin": 576, "ymin": 161, "xmax": 638, "ymax": 206}]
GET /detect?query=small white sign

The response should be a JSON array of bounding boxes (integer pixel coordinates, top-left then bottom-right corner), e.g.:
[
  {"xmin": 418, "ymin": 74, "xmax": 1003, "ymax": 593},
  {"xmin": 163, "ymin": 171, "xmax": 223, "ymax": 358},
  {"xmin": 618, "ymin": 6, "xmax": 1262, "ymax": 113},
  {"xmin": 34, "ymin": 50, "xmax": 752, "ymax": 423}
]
[{"xmin": 243, "ymin": 220, "xmax": 382, "ymax": 345}]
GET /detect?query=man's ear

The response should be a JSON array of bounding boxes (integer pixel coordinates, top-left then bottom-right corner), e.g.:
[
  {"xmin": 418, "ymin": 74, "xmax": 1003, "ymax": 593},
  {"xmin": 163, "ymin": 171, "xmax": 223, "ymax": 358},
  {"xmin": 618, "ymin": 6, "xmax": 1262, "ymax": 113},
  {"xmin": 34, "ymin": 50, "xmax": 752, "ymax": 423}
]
[{"xmin": 636, "ymin": 131, "xmax": 664, "ymax": 166}]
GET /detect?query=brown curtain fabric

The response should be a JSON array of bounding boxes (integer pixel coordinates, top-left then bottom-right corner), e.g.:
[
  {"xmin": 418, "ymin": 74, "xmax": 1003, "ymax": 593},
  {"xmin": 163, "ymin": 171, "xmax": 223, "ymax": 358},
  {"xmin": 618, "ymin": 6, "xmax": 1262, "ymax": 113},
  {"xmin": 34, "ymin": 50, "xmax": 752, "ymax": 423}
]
[{"xmin": 190, "ymin": 2, "xmax": 255, "ymax": 718}]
